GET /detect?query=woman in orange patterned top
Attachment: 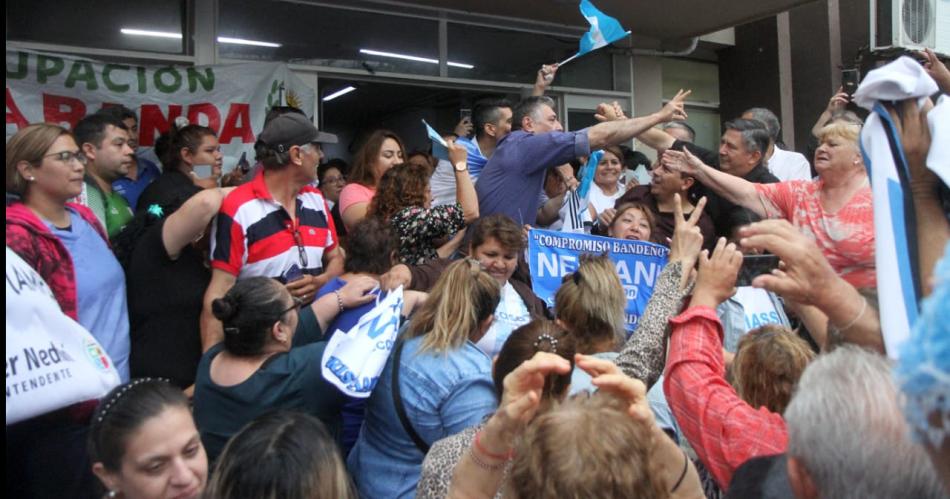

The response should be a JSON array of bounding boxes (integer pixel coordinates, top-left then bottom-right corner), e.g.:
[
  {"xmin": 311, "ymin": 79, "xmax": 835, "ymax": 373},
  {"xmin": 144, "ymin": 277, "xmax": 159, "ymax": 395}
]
[{"xmin": 662, "ymin": 121, "xmax": 874, "ymax": 289}]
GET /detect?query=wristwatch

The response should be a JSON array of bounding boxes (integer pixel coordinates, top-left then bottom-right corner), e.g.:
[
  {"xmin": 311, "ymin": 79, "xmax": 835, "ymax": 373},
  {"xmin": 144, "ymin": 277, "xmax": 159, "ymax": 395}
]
[{"xmin": 454, "ymin": 161, "xmax": 468, "ymax": 172}]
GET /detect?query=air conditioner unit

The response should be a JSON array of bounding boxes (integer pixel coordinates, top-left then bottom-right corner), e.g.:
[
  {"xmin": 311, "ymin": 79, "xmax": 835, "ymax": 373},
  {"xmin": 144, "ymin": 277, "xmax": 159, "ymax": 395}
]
[{"xmin": 870, "ymin": 0, "xmax": 950, "ymax": 56}]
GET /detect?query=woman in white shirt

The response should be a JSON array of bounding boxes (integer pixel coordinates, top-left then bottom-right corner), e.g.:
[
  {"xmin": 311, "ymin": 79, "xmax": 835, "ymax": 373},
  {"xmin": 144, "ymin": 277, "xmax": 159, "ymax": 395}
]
[{"xmin": 587, "ymin": 146, "xmax": 627, "ymax": 220}]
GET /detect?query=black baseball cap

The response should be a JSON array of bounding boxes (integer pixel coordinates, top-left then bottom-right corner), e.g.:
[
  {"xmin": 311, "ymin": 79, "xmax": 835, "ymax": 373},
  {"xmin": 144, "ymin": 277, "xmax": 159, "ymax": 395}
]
[{"xmin": 259, "ymin": 113, "xmax": 338, "ymax": 153}]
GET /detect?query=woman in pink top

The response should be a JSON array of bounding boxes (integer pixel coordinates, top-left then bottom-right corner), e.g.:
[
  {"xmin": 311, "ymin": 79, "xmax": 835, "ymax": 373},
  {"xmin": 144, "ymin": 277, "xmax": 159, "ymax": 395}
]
[
  {"xmin": 339, "ymin": 130, "xmax": 406, "ymax": 231},
  {"xmin": 663, "ymin": 121, "xmax": 875, "ymax": 289}
]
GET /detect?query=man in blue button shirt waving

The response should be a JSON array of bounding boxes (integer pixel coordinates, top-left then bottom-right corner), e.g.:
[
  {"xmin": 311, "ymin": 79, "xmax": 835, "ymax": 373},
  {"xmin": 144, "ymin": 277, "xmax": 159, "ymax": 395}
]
[{"xmin": 475, "ymin": 89, "xmax": 691, "ymax": 227}]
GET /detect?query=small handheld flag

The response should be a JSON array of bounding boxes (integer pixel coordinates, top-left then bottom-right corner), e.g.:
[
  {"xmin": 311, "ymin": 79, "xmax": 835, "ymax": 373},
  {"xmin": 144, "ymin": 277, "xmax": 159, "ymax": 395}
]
[
  {"xmin": 422, "ymin": 119, "xmax": 450, "ymax": 161},
  {"xmin": 559, "ymin": 0, "xmax": 631, "ymax": 66},
  {"xmin": 577, "ymin": 150, "xmax": 604, "ymax": 200}
]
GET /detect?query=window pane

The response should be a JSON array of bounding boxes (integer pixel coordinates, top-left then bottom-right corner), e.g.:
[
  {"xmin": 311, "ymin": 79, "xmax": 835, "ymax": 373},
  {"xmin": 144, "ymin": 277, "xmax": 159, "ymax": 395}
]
[
  {"xmin": 661, "ymin": 58, "xmax": 720, "ymax": 104},
  {"xmin": 684, "ymin": 107, "xmax": 722, "ymax": 151},
  {"xmin": 219, "ymin": 1, "xmax": 439, "ymax": 76},
  {"xmin": 567, "ymin": 110, "xmax": 601, "ymax": 132},
  {"xmin": 448, "ymin": 23, "xmax": 613, "ymax": 90},
  {"xmin": 6, "ymin": 0, "xmax": 185, "ymax": 54}
]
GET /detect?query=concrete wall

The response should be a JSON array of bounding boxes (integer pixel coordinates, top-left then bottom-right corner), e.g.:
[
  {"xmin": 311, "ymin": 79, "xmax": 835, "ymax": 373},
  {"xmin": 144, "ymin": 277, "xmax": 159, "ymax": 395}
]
[{"xmin": 631, "ymin": 55, "xmax": 663, "ymax": 162}]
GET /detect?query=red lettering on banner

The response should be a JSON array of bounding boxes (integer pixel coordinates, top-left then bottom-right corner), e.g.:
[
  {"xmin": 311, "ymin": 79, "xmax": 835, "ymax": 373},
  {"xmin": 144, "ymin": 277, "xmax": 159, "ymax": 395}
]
[
  {"xmin": 219, "ymin": 103, "xmax": 254, "ymax": 144},
  {"xmin": 139, "ymin": 104, "xmax": 183, "ymax": 147},
  {"xmin": 186, "ymin": 103, "xmax": 221, "ymax": 133},
  {"xmin": 6, "ymin": 88, "xmax": 29, "ymax": 129},
  {"xmin": 43, "ymin": 93, "xmax": 86, "ymax": 129}
]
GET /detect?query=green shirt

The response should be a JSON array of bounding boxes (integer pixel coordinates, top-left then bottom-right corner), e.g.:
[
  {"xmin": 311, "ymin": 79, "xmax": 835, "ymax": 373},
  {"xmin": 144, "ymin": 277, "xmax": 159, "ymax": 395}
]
[{"xmin": 84, "ymin": 178, "xmax": 133, "ymax": 239}]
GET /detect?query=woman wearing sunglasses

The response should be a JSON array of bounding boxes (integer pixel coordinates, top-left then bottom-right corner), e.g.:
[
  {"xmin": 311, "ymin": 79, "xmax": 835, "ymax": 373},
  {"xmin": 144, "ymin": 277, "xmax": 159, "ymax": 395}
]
[{"xmin": 192, "ymin": 275, "xmax": 377, "ymax": 462}]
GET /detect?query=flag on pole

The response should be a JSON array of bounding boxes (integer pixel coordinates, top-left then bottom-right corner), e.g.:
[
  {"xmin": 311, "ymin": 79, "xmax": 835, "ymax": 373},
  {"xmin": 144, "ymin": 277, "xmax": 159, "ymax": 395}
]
[
  {"xmin": 422, "ymin": 119, "xmax": 449, "ymax": 161},
  {"xmin": 559, "ymin": 0, "xmax": 631, "ymax": 66}
]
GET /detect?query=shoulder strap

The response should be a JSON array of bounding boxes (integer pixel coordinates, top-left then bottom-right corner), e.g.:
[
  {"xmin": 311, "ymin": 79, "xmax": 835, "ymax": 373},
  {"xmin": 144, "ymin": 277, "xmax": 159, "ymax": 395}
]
[{"xmin": 391, "ymin": 339, "xmax": 430, "ymax": 454}]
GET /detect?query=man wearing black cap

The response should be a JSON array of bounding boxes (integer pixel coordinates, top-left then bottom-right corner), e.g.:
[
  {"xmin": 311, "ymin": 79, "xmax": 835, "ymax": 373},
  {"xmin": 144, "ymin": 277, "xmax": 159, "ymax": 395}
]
[{"xmin": 199, "ymin": 113, "xmax": 342, "ymax": 350}]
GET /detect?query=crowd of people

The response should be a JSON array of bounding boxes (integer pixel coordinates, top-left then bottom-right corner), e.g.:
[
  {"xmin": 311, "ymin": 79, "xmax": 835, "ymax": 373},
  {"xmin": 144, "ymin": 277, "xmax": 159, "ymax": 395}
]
[{"xmin": 6, "ymin": 51, "xmax": 950, "ymax": 499}]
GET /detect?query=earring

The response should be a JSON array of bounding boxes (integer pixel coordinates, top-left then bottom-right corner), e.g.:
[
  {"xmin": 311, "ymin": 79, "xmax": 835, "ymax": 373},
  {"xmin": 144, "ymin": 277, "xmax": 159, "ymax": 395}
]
[
  {"xmin": 107, "ymin": 491, "xmax": 118, "ymax": 498},
  {"xmin": 27, "ymin": 176, "xmax": 35, "ymax": 182}
]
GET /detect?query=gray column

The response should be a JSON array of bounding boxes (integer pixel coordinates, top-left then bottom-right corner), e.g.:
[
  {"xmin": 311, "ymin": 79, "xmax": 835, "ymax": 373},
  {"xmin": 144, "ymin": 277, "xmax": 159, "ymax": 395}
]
[{"xmin": 777, "ymin": 12, "xmax": 796, "ymax": 149}]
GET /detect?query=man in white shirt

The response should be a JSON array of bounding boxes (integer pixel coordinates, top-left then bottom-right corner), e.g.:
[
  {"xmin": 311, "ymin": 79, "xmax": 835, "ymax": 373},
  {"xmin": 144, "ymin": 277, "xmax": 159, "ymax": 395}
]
[{"xmin": 742, "ymin": 107, "xmax": 812, "ymax": 182}]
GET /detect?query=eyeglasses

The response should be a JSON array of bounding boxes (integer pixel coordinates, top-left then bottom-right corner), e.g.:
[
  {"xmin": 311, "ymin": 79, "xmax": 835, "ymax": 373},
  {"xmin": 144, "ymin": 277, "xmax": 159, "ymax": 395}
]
[
  {"xmin": 280, "ymin": 296, "xmax": 305, "ymax": 316},
  {"xmin": 322, "ymin": 175, "xmax": 346, "ymax": 184},
  {"xmin": 43, "ymin": 150, "xmax": 88, "ymax": 165},
  {"xmin": 292, "ymin": 229, "xmax": 309, "ymax": 268}
]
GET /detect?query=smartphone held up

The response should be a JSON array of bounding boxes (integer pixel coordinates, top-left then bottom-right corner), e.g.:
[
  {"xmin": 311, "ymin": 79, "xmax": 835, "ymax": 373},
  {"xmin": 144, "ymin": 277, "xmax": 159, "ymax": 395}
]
[{"xmin": 736, "ymin": 254, "xmax": 781, "ymax": 287}]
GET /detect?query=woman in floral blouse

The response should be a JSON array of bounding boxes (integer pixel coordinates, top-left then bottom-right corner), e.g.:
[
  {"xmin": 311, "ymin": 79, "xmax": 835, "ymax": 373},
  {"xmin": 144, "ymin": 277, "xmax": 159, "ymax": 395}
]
[{"xmin": 368, "ymin": 140, "xmax": 478, "ymax": 265}]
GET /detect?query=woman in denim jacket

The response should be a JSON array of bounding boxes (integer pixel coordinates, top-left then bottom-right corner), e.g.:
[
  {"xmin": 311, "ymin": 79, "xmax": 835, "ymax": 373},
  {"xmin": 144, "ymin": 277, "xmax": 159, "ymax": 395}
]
[{"xmin": 348, "ymin": 258, "xmax": 501, "ymax": 498}]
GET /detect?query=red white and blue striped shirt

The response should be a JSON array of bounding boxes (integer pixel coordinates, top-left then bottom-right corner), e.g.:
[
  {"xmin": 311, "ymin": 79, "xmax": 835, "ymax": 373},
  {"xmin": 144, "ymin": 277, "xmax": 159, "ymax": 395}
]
[{"xmin": 211, "ymin": 171, "xmax": 338, "ymax": 282}]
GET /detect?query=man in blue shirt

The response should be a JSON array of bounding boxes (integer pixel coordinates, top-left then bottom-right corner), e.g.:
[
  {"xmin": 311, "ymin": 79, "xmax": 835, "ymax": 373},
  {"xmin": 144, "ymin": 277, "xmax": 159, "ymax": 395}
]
[
  {"xmin": 456, "ymin": 98, "xmax": 513, "ymax": 180},
  {"xmin": 475, "ymin": 93, "xmax": 691, "ymax": 227}
]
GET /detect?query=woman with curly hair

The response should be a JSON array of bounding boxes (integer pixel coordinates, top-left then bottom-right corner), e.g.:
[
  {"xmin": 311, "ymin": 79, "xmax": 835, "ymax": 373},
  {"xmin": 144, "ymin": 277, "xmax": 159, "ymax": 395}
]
[{"xmin": 368, "ymin": 141, "xmax": 478, "ymax": 265}]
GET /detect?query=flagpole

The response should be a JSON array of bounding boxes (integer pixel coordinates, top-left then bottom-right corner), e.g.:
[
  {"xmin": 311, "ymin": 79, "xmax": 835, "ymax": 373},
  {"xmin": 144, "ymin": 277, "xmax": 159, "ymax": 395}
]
[{"xmin": 558, "ymin": 53, "xmax": 581, "ymax": 67}]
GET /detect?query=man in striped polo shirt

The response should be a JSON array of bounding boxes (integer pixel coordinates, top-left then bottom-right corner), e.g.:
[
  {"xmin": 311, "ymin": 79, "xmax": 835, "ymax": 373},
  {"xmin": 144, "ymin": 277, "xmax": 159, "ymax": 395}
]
[{"xmin": 200, "ymin": 113, "xmax": 343, "ymax": 350}]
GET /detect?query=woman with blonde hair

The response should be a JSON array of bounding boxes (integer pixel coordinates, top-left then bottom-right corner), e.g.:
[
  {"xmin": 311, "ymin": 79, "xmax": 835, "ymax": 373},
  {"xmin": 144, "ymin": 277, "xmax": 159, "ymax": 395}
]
[
  {"xmin": 553, "ymin": 253, "xmax": 628, "ymax": 395},
  {"xmin": 447, "ymin": 353, "xmax": 703, "ymax": 499},
  {"xmin": 555, "ymin": 253, "xmax": 627, "ymax": 356},
  {"xmin": 348, "ymin": 258, "xmax": 502, "ymax": 498},
  {"xmin": 557, "ymin": 198, "xmax": 713, "ymax": 406},
  {"xmin": 664, "ymin": 121, "xmax": 873, "ymax": 289}
]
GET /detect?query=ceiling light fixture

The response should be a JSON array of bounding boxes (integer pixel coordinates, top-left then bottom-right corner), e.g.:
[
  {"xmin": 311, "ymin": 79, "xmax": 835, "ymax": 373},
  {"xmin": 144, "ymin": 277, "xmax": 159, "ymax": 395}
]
[
  {"xmin": 121, "ymin": 29, "xmax": 281, "ymax": 48},
  {"xmin": 323, "ymin": 86, "xmax": 357, "ymax": 102},
  {"xmin": 217, "ymin": 36, "xmax": 282, "ymax": 48},
  {"xmin": 120, "ymin": 28, "xmax": 182, "ymax": 39},
  {"xmin": 359, "ymin": 49, "xmax": 473, "ymax": 69}
]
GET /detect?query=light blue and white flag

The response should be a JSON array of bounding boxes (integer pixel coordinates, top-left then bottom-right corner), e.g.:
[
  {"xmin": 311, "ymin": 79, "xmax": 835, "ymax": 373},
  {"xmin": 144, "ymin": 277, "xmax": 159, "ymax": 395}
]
[
  {"xmin": 560, "ymin": 0, "xmax": 631, "ymax": 66},
  {"xmin": 853, "ymin": 56, "xmax": 939, "ymax": 359},
  {"xmin": 577, "ymin": 150, "xmax": 603, "ymax": 200},
  {"xmin": 422, "ymin": 119, "xmax": 449, "ymax": 161},
  {"xmin": 860, "ymin": 104, "xmax": 920, "ymax": 359}
]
